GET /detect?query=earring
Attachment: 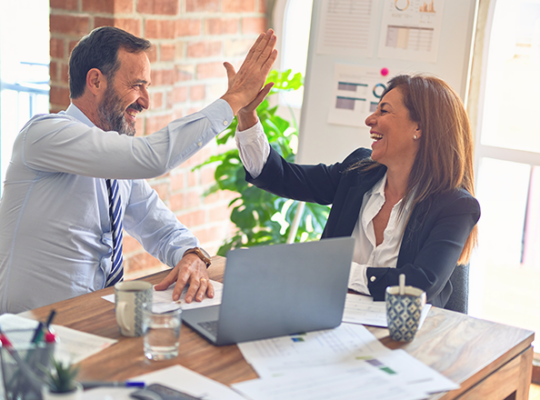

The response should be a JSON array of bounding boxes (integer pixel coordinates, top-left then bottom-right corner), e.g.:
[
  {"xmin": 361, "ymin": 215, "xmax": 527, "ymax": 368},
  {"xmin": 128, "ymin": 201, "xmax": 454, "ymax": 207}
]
[{"xmin": 413, "ymin": 135, "xmax": 418, "ymax": 140}]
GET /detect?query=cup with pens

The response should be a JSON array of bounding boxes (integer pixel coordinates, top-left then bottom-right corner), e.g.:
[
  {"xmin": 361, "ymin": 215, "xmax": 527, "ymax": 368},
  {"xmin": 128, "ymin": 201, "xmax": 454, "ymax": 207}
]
[{"xmin": 0, "ymin": 310, "xmax": 58, "ymax": 400}]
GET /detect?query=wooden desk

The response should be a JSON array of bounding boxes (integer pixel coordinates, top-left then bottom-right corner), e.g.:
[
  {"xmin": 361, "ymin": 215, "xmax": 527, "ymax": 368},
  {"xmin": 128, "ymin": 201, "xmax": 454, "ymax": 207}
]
[{"xmin": 21, "ymin": 257, "xmax": 534, "ymax": 400}]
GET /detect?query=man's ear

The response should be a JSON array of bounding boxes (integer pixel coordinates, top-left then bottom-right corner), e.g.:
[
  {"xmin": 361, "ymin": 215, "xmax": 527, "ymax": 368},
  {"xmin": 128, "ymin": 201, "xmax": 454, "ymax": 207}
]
[{"xmin": 86, "ymin": 68, "xmax": 105, "ymax": 96}]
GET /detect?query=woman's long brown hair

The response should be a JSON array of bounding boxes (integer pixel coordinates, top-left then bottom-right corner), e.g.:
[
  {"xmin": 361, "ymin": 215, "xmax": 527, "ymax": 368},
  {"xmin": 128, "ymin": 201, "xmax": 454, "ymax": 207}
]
[{"xmin": 353, "ymin": 74, "xmax": 477, "ymax": 264}]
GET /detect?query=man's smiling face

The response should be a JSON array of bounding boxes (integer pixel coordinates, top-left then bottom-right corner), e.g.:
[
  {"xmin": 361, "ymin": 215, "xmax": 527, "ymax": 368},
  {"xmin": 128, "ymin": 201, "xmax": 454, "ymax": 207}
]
[{"xmin": 97, "ymin": 48, "xmax": 151, "ymax": 136}]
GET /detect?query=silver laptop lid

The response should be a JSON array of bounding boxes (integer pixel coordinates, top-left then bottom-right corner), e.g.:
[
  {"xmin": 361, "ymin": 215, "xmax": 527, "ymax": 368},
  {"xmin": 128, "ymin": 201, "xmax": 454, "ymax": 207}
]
[{"xmin": 216, "ymin": 237, "xmax": 355, "ymax": 345}]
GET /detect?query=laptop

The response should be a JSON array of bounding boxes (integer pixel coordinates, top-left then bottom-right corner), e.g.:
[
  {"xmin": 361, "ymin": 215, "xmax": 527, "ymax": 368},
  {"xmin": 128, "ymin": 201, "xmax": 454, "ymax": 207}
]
[{"xmin": 182, "ymin": 237, "xmax": 355, "ymax": 346}]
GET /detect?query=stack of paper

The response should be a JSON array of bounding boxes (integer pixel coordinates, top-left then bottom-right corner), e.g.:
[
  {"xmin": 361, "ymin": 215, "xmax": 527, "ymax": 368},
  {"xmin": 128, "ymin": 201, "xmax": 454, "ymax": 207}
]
[
  {"xmin": 343, "ymin": 293, "xmax": 432, "ymax": 328},
  {"xmin": 233, "ymin": 323, "xmax": 458, "ymax": 400}
]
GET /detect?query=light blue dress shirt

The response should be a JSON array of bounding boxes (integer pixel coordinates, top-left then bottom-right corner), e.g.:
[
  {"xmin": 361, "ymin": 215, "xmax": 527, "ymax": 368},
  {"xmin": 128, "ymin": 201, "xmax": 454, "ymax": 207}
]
[{"xmin": 0, "ymin": 100, "xmax": 233, "ymax": 313}]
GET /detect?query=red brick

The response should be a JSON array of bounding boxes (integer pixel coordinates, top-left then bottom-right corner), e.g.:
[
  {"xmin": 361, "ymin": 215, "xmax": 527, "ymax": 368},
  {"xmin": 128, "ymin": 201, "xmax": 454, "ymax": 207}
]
[
  {"xmin": 173, "ymin": 86, "xmax": 188, "ymax": 103},
  {"xmin": 259, "ymin": 0, "xmax": 267, "ymax": 13},
  {"xmin": 149, "ymin": 182, "xmax": 170, "ymax": 201},
  {"xmin": 69, "ymin": 40, "xmax": 79, "ymax": 55},
  {"xmin": 145, "ymin": 19, "xmax": 176, "ymax": 39},
  {"xmin": 165, "ymin": 90, "xmax": 174, "ymax": 109},
  {"xmin": 50, "ymin": 0, "xmax": 78, "ymax": 10},
  {"xmin": 177, "ymin": 209, "xmax": 207, "ymax": 227},
  {"xmin": 82, "ymin": 0, "xmax": 133, "ymax": 13},
  {"xmin": 224, "ymin": 38, "xmax": 253, "ymax": 57},
  {"xmin": 187, "ymin": 41, "xmax": 222, "ymax": 58},
  {"xmin": 175, "ymin": 64, "xmax": 195, "ymax": 81},
  {"xmin": 151, "ymin": 69, "xmax": 175, "ymax": 86},
  {"xmin": 171, "ymin": 171, "xmax": 186, "ymax": 191},
  {"xmin": 242, "ymin": 17, "xmax": 267, "ymax": 34},
  {"xmin": 187, "ymin": 170, "xmax": 198, "ymax": 187},
  {"xmin": 175, "ymin": 42, "xmax": 185, "ymax": 59},
  {"xmin": 201, "ymin": 165, "xmax": 216, "ymax": 185},
  {"xmin": 50, "ymin": 38, "xmax": 64, "ymax": 59},
  {"xmin": 49, "ymin": 86, "xmax": 71, "ymax": 107},
  {"xmin": 145, "ymin": 114, "xmax": 173, "ymax": 135},
  {"xmin": 61, "ymin": 63, "xmax": 69, "ymax": 84},
  {"xmin": 127, "ymin": 252, "xmax": 162, "ymax": 273},
  {"xmin": 209, "ymin": 204, "xmax": 233, "ymax": 222},
  {"xmin": 137, "ymin": 0, "xmax": 179, "ymax": 15},
  {"xmin": 161, "ymin": 43, "xmax": 176, "ymax": 61},
  {"xmin": 49, "ymin": 62, "xmax": 58, "ymax": 82},
  {"xmin": 172, "ymin": 108, "xmax": 184, "ymax": 120},
  {"xmin": 175, "ymin": 19, "xmax": 201, "ymax": 37},
  {"xmin": 186, "ymin": 0, "xmax": 219, "ymax": 12},
  {"xmin": 223, "ymin": 0, "xmax": 256, "ymax": 12},
  {"xmin": 123, "ymin": 235, "xmax": 143, "ymax": 254},
  {"xmin": 190, "ymin": 85, "xmax": 206, "ymax": 101},
  {"xmin": 190, "ymin": 226, "xmax": 225, "ymax": 244},
  {"xmin": 196, "ymin": 62, "xmax": 226, "ymax": 80},
  {"xmin": 206, "ymin": 18, "xmax": 239, "ymax": 35},
  {"xmin": 50, "ymin": 14, "xmax": 90, "ymax": 36},
  {"xmin": 169, "ymin": 189, "xmax": 203, "ymax": 210},
  {"xmin": 94, "ymin": 17, "xmax": 141, "ymax": 36},
  {"xmin": 147, "ymin": 45, "xmax": 158, "ymax": 63},
  {"xmin": 151, "ymin": 92, "xmax": 164, "ymax": 109}
]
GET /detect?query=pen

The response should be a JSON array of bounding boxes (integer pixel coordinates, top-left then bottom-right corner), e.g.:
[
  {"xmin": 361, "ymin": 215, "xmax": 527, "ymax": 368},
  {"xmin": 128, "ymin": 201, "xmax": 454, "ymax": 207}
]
[
  {"xmin": 81, "ymin": 381, "xmax": 146, "ymax": 389},
  {"xmin": 45, "ymin": 309, "xmax": 57, "ymax": 330}
]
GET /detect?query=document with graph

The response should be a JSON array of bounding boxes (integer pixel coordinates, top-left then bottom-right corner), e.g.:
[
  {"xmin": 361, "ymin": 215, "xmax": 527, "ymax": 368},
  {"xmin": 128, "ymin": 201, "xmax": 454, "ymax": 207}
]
[{"xmin": 378, "ymin": 0, "xmax": 445, "ymax": 62}]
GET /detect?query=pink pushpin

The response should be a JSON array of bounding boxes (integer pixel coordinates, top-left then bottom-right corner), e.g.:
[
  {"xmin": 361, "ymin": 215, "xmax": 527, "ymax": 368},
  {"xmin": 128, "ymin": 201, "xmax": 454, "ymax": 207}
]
[{"xmin": 380, "ymin": 67, "xmax": 389, "ymax": 77}]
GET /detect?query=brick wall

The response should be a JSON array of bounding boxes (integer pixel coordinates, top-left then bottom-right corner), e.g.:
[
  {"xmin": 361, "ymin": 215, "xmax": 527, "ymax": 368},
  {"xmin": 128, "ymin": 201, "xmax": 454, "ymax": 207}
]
[{"xmin": 49, "ymin": 0, "xmax": 268, "ymax": 279}]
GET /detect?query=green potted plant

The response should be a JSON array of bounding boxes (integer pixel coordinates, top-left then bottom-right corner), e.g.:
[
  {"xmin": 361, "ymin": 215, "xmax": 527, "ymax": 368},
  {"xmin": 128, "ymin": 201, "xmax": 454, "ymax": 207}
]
[
  {"xmin": 194, "ymin": 70, "xmax": 330, "ymax": 255},
  {"xmin": 41, "ymin": 358, "xmax": 82, "ymax": 400}
]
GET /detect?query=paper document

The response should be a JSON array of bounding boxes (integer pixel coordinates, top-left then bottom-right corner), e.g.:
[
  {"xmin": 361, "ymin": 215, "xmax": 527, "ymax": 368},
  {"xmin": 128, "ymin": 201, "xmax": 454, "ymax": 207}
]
[
  {"xmin": 238, "ymin": 323, "xmax": 390, "ymax": 378},
  {"xmin": 377, "ymin": 0, "xmax": 445, "ymax": 63},
  {"xmin": 102, "ymin": 280, "xmax": 223, "ymax": 313},
  {"xmin": 233, "ymin": 364, "xmax": 427, "ymax": 400},
  {"xmin": 82, "ymin": 365, "xmax": 244, "ymax": 400},
  {"xmin": 316, "ymin": 0, "xmax": 377, "ymax": 57},
  {"xmin": 0, "ymin": 314, "xmax": 116, "ymax": 364},
  {"xmin": 343, "ymin": 293, "xmax": 431, "ymax": 328}
]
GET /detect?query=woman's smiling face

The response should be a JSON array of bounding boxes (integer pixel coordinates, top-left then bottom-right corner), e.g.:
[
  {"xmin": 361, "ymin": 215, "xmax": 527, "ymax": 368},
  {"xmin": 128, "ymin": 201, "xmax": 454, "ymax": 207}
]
[{"xmin": 365, "ymin": 87, "xmax": 421, "ymax": 170}]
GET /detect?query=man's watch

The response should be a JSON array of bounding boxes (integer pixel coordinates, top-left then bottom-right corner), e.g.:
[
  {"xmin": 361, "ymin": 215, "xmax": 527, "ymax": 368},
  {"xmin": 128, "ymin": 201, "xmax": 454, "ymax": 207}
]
[{"xmin": 184, "ymin": 247, "xmax": 212, "ymax": 268}]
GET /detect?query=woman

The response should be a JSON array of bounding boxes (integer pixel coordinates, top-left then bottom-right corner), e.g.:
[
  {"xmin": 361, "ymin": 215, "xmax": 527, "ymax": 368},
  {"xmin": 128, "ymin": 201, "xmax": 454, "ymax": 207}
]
[{"xmin": 234, "ymin": 74, "xmax": 480, "ymax": 309}]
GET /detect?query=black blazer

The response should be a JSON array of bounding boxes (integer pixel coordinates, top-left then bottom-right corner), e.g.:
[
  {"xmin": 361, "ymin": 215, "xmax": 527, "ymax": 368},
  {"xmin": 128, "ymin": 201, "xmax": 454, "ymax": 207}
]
[{"xmin": 246, "ymin": 147, "xmax": 481, "ymax": 308}]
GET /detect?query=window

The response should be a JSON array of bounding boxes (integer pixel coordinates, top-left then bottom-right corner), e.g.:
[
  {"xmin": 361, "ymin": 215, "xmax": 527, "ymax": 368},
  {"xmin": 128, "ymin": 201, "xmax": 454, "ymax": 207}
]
[
  {"xmin": 0, "ymin": 0, "xmax": 50, "ymax": 189},
  {"xmin": 470, "ymin": 0, "xmax": 540, "ymax": 350}
]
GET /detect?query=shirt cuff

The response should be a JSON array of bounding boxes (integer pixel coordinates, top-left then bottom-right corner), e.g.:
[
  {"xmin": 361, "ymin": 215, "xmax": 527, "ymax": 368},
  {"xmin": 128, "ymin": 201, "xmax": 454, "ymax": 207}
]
[
  {"xmin": 235, "ymin": 120, "xmax": 270, "ymax": 179},
  {"xmin": 348, "ymin": 262, "xmax": 370, "ymax": 295},
  {"xmin": 199, "ymin": 99, "xmax": 234, "ymax": 134}
]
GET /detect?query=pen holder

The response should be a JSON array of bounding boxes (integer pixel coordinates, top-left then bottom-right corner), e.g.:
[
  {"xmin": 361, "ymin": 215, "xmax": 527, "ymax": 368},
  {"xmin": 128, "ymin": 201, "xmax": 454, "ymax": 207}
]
[{"xmin": 0, "ymin": 329, "xmax": 55, "ymax": 400}]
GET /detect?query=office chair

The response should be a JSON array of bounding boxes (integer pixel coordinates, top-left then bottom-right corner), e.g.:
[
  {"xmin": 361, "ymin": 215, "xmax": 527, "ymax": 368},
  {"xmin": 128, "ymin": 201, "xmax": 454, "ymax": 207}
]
[{"xmin": 444, "ymin": 264, "xmax": 469, "ymax": 314}]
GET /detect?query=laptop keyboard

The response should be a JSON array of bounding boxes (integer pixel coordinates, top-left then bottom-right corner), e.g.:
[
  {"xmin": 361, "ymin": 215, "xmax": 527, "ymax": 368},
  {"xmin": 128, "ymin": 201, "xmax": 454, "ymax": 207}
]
[{"xmin": 199, "ymin": 320, "xmax": 219, "ymax": 336}]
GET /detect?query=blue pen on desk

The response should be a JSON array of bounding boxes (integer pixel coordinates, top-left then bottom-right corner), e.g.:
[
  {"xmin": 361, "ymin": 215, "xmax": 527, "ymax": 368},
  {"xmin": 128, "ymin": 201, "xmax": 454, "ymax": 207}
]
[{"xmin": 81, "ymin": 381, "xmax": 146, "ymax": 389}]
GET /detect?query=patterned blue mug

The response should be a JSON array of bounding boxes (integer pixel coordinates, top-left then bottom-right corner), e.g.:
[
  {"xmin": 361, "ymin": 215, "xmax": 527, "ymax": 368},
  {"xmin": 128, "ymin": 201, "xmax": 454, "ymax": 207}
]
[
  {"xmin": 115, "ymin": 281, "xmax": 153, "ymax": 337},
  {"xmin": 386, "ymin": 285, "xmax": 426, "ymax": 342}
]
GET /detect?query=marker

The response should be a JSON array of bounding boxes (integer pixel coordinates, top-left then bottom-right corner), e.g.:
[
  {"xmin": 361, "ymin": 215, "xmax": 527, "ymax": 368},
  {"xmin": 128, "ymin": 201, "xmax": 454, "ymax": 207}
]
[{"xmin": 81, "ymin": 381, "xmax": 146, "ymax": 389}]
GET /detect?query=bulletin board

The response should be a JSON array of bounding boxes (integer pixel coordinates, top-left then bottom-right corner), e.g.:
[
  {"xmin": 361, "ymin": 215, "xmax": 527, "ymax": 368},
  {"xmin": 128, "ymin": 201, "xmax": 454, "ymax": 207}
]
[{"xmin": 296, "ymin": 0, "xmax": 479, "ymax": 165}]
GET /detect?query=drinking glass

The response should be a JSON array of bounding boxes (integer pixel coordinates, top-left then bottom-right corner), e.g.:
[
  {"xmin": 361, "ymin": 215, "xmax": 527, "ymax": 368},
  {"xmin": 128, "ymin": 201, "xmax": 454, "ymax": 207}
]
[{"xmin": 143, "ymin": 308, "xmax": 182, "ymax": 361}]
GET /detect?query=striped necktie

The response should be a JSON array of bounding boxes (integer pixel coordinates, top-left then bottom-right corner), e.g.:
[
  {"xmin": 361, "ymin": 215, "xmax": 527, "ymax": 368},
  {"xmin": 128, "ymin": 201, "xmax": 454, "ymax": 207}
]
[{"xmin": 106, "ymin": 179, "xmax": 124, "ymax": 287}]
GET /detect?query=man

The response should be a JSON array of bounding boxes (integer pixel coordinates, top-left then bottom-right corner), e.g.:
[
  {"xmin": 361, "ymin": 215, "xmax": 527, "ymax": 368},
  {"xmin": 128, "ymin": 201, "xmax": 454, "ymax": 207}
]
[{"xmin": 0, "ymin": 26, "xmax": 277, "ymax": 313}]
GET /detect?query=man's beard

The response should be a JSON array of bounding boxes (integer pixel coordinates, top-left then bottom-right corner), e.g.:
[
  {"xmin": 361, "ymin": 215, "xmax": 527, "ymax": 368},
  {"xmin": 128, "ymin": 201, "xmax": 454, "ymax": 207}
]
[{"xmin": 97, "ymin": 86, "xmax": 141, "ymax": 136}]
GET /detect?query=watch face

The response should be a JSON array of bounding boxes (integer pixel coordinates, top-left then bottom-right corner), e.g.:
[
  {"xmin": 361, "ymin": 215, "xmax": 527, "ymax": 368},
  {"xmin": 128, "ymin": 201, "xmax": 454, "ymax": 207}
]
[{"xmin": 200, "ymin": 247, "xmax": 210, "ymax": 259}]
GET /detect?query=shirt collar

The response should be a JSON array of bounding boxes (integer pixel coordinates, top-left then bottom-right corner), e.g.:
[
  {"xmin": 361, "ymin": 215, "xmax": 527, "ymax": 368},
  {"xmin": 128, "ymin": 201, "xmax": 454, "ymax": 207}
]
[
  {"xmin": 64, "ymin": 104, "xmax": 96, "ymax": 128},
  {"xmin": 368, "ymin": 172, "xmax": 414, "ymax": 212}
]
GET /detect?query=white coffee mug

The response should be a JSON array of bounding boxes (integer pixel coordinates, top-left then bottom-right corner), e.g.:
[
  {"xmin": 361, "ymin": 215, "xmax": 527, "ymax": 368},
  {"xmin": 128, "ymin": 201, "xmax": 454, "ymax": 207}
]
[{"xmin": 114, "ymin": 281, "xmax": 153, "ymax": 337}]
